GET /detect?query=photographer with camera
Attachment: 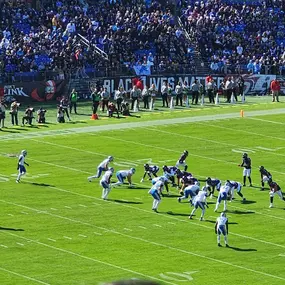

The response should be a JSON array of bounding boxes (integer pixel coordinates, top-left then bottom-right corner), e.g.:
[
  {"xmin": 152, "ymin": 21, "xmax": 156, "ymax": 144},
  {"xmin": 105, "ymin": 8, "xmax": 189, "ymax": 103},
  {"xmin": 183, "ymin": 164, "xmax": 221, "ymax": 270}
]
[
  {"xmin": 10, "ymin": 100, "xmax": 20, "ymax": 126},
  {"xmin": 22, "ymin": 106, "xmax": 35, "ymax": 126},
  {"xmin": 37, "ymin": 107, "xmax": 47, "ymax": 124},
  {"xmin": 91, "ymin": 88, "xmax": 101, "ymax": 115},
  {"xmin": 60, "ymin": 96, "xmax": 71, "ymax": 121},
  {"xmin": 0, "ymin": 99, "xmax": 7, "ymax": 129},
  {"xmin": 57, "ymin": 105, "xmax": 65, "ymax": 123}
]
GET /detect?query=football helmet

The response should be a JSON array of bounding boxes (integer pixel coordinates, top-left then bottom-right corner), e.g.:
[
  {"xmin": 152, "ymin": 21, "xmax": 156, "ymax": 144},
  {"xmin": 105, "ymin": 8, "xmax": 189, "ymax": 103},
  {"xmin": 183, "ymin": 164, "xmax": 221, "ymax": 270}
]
[
  {"xmin": 21, "ymin": 150, "xmax": 27, "ymax": 156},
  {"xmin": 220, "ymin": 212, "xmax": 226, "ymax": 217},
  {"xmin": 144, "ymin": 164, "xmax": 150, "ymax": 170},
  {"xmin": 206, "ymin": 177, "xmax": 211, "ymax": 184},
  {"xmin": 184, "ymin": 150, "xmax": 189, "ymax": 155},
  {"xmin": 162, "ymin": 165, "xmax": 168, "ymax": 171},
  {"xmin": 108, "ymin": 167, "xmax": 114, "ymax": 173},
  {"xmin": 259, "ymin": 166, "xmax": 264, "ymax": 170},
  {"xmin": 130, "ymin": 168, "xmax": 136, "ymax": 174},
  {"xmin": 108, "ymin": 156, "xmax": 114, "ymax": 161},
  {"xmin": 242, "ymin": 153, "xmax": 248, "ymax": 158}
]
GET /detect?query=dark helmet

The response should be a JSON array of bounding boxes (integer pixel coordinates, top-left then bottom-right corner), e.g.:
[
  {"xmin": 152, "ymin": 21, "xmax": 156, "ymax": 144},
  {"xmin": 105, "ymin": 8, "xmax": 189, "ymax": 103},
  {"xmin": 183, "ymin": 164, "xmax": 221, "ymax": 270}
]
[
  {"xmin": 206, "ymin": 177, "xmax": 211, "ymax": 183},
  {"xmin": 163, "ymin": 165, "xmax": 168, "ymax": 171},
  {"xmin": 243, "ymin": 152, "xmax": 248, "ymax": 158},
  {"xmin": 184, "ymin": 150, "xmax": 189, "ymax": 155},
  {"xmin": 259, "ymin": 166, "xmax": 264, "ymax": 170},
  {"xmin": 144, "ymin": 163, "xmax": 150, "ymax": 170}
]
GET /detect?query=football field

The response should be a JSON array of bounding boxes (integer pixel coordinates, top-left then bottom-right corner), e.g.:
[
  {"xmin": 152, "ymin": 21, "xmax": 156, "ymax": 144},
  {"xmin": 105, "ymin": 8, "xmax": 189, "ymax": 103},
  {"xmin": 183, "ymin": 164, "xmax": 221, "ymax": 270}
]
[{"xmin": 1, "ymin": 98, "xmax": 285, "ymax": 285}]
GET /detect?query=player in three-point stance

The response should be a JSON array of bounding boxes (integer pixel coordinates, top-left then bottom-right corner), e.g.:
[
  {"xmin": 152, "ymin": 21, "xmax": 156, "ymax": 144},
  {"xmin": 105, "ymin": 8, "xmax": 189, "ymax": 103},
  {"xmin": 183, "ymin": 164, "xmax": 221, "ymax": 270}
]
[
  {"xmin": 88, "ymin": 156, "xmax": 114, "ymax": 181},
  {"xmin": 259, "ymin": 166, "xmax": 272, "ymax": 191},
  {"xmin": 140, "ymin": 164, "xmax": 159, "ymax": 182},
  {"xmin": 215, "ymin": 212, "xmax": 229, "ymax": 247},
  {"xmin": 189, "ymin": 186, "xmax": 208, "ymax": 221},
  {"xmin": 227, "ymin": 180, "xmax": 246, "ymax": 203},
  {"xmin": 206, "ymin": 177, "xmax": 221, "ymax": 199},
  {"xmin": 269, "ymin": 181, "xmax": 285, "ymax": 208},
  {"xmin": 238, "ymin": 153, "xmax": 252, "ymax": 187},
  {"xmin": 100, "ymin": 167, "xmax": 114, "ymax": 200},
  {"xmin": 214, "ymin": 183, "xmax": 231, "ymax": 212},
  {"xmin": 16, "ymin": 150, "xmax": 29, "ymax": 183},
  {"xmin": 148, "ymin": 180, "xmax": 163, "ymax": 212},
  {"xmin": 112, "ymin": 168, "xmax": 136, "ymax": 188},
  {"xmin": 175, "ymin": 150, "xmax": 188, "ymax": 171},
  {"xmin": 178, "ymin": 181, "xmax": 200, "ymax": 203}
]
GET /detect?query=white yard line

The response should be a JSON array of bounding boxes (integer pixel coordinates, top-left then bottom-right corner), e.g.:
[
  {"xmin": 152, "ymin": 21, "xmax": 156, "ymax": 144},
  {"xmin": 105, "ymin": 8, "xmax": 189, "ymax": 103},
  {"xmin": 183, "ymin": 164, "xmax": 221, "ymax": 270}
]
[
  {"xmin": 248, "ymin": 117, "xmax": 285, "ymax": 125},
  {"xmin": 2, "ymin": 224, "xmax": 285, "ymax": 282},
  {"xmin": 0, "ymin": 266, "xmax": 50, "ymax": 285},
  {"xmin": 1, "ymin": 108, "xmax": 285, "ymax": 142},
  {"xmin": 1, "ymin": 198, "xmax": 285, "ymax": 255},
  {"xmin": 0, "ymin": 231, "xmax": 178, "ymax": 285}
]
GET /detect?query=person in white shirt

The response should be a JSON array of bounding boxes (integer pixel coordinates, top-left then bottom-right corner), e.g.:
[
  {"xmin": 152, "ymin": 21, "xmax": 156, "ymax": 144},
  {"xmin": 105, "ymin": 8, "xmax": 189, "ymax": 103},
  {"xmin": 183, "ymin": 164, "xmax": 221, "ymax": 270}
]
[
  {"xmin": 113, "ymin": 168, "xmax": 136, "ymax": 188},
  {"xmin": 100, "ymin": 168, "xmax": 114, "ymax": 200},
  {"xmin": 88, "ymin": 156, "xmax": 114, "ymax": 181},
  {"xmin": 16, "ymin": 150, "xmax": 29, "ymax": 183},
  {"xmin": 215, "ymin": 212, "xmax": 229, "ymax": 247},
  {"xmin": 214, "ymin": 183, "xmax": 231, "ymax": 212},
  {"xmin": 189, "ymin": 187, "xmax": 208, "ymax": 220},
  {"xmin": 148, "ymin": 180, "xmax": 164, "ymax": 212}
]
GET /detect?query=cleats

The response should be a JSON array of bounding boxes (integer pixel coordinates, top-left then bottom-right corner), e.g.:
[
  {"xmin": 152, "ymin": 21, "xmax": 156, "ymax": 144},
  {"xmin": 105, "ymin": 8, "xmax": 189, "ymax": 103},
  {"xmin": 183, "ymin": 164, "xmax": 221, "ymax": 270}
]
[
  {"xmin": 218, "ymin": 243, "xmax": 222, "ymax": 247},
  {"xmin": 226, "ymin": 244, "xmax": 229, "ymax": 248},
  {"xmin": 177, "ymin": 197, "xmax": 181, "ymax": 203}
]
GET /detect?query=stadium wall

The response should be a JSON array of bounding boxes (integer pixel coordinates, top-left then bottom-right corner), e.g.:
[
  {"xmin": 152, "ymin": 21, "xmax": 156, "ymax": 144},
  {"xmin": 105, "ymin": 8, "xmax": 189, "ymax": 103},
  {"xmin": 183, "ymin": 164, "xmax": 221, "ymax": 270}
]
[{"xmin": 0, "ymin": 74, "xmax": 284, "ymax": 102}]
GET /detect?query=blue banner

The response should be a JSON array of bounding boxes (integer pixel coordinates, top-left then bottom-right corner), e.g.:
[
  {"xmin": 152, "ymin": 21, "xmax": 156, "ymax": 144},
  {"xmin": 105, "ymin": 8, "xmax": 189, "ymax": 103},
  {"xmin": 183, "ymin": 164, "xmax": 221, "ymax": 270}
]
[{"xmin": 133, "ymin": 64, "xmax": 151, "ymax": 76}]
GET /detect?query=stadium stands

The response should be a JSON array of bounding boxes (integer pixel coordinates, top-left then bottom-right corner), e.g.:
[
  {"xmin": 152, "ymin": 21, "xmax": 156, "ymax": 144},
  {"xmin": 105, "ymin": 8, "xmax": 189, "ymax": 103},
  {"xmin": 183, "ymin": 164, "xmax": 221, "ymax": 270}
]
[{"xmin": 0, "ymin": 0, "xmax": 284, "ymax": 82}]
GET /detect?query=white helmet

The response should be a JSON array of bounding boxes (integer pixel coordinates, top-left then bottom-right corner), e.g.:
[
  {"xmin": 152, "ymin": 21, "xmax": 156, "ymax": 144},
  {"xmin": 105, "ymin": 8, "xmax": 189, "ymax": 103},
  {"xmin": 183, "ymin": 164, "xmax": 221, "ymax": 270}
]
[
  {"xmin": 220, "ymin": 212, "xmax": 226, "ymax": 217},
  {"xmin": 194, "ymin": 181, "xmax": 200, "ymax": 187},
  {"xmin": 108, "ymin": 167, "xmax": 114, "ymax": 173},
  {"xmin": 130, "ymin": 168, "xmax": 136, "ymax": 174},
  {"xmin": 21, "ymin": 150, "xmax": 27, "ymax": 156},
  {"xmin": 108, "ymin": 156, "xmax": 114, "ymax": 162}
]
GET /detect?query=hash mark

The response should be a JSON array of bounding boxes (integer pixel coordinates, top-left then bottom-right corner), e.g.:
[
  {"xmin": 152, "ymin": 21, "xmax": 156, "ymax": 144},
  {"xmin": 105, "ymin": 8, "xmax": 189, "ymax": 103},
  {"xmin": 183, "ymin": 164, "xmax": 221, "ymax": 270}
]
[
  {"xmin": 63, "ymin": 236, "xmax": 72, "ymax": 240},
  {"xmin": 47, "ymin": 238, "xmax": 56, "ymax": 242},
  {"xmin": 79, "ymin": 234, "xmax": 87, "ymax": 238}
]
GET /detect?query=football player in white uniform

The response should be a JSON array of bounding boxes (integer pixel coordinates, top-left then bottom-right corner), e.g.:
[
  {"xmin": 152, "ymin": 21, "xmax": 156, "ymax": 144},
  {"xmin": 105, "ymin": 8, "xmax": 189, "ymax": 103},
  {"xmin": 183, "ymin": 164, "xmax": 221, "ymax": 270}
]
[
  {"xmin": 178, "ymin": 182, "xmax": 200, "ymax": 203},
  {"xmin": 215, "ymin": 212, "xmax": 229, "ymax": 247},
  {"xmin": 189, "ymin": 186, "xmax": 208, "ymax": 221},
  {"xmin": 152, "ymin": 176, "xmax": 169, "ymax": 196},
  {"xmin": 113, "ymin": 168, "xmax": 136, "ymax": 188},
  {"xmin": 16, "ymin": 150, "xmax": 29, "ymax": 183},
  {"xmin": 227, "ymin": 180, "xmax": 246, "ymax": 202},
  {"xmin": 148, "ymin": 180, "xmax": 164, "ymax": 212},
  {"xmin": 100, "ymin": 168, "xmax": 114, "ymax": 200},
  {"xmin": 88, "ymin": 156, "xmax": 113, "ymax": 181},
  {"xmin": 214, "ymin": 183, "xmax": 231, "ymax": 212}
]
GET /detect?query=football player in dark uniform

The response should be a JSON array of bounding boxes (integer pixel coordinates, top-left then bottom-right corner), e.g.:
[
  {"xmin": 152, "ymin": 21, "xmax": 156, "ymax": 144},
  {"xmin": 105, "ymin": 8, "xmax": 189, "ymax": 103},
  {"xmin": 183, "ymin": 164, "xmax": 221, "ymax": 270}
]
[
  {"xmin": 238, "ymin": 153, "xmax": 252, "ymax": 187},
  {"xmin": 206, "ymin": 177, "xmax": 221, "ymax": 199},
  {"xmin": 269, "ymin": 181, "xmax": 284, "ymax": 208},
  {"xmin": 175, "ymin": 150, "xmax": 188, "ymax": 171},
  {"xmin": 259, "ymin": 166, "xmax": 272, "ymax": 191},
  {"xmin": 141, "ymin": 164, "xmax": 160, "ymax": 182}
]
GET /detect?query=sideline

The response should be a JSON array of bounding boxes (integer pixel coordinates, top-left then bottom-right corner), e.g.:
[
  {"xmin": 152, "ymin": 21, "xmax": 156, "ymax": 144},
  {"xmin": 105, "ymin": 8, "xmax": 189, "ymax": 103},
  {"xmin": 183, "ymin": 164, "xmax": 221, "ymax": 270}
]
[{"xmin": 1, "ymin": 108, "xmax": 285, "ymax": 141}]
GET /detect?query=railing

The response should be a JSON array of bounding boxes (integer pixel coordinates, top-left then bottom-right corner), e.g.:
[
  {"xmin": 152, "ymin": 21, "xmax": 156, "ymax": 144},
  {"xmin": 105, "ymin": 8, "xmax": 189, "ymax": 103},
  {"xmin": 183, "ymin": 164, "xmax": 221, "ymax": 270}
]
[
  {"xmin": 207, "ymin": 62, "xmax": 285, "ymax": 76},
  {"xmin": 1, "ymin": 62, "xmax": 284, "ymax": 84}
]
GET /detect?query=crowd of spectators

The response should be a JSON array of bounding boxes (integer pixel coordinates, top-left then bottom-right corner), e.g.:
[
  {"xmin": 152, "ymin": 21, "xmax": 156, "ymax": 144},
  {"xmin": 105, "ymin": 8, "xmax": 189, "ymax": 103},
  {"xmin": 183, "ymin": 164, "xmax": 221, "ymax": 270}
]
[
  {"xmin": 0, "ymin": 0, "xmax": 285, "ymax": 83},
  {"xmin": 180, "ymin": 0, "xmax": 285, "ymax": 75},
  {"xmin": 0, "ymin": 0, "xmax": 195, "ymax": 82}
]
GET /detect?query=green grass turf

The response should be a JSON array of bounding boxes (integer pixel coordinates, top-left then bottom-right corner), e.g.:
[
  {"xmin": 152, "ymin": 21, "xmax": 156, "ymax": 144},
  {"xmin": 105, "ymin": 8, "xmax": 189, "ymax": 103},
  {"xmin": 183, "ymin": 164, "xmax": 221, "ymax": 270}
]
[{"xmin": 1, "ymin": 96, "xmax": 285, "ymax": 285}]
